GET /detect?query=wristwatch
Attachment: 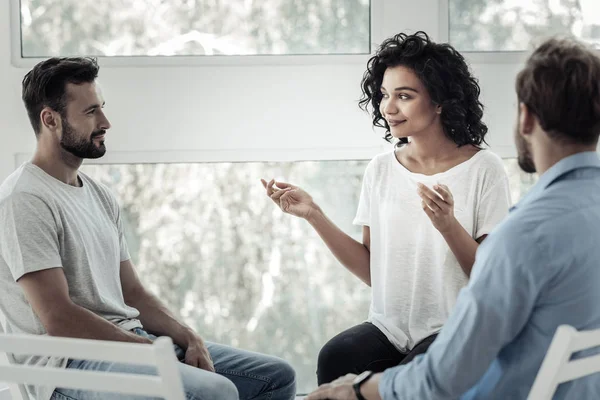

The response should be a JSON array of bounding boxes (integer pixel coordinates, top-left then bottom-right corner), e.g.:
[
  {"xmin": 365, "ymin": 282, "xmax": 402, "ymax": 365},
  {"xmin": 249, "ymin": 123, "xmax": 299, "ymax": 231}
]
[{"xmin": 353, "ymin": 370, "xmax": 375, "ymax": 400}]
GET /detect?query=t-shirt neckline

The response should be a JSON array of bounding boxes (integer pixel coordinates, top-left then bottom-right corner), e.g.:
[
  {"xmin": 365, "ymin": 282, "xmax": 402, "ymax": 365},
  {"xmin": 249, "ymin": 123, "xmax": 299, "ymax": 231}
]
[
  {"xmin": 392, "ymin": 149, "xmax": 485, "ymax": 179},
  {"xmin": 25, "ymin": 162, "xmax": 86, "ymax": 191}
]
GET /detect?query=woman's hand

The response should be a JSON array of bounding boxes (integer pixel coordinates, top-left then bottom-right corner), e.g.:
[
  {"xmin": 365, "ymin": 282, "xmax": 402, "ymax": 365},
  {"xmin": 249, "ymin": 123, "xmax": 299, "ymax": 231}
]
[
  {"xmin": 261, "ymin": 179, "xmax": 317, "ymax": 220},
  {"xmin": 417, "ymin": 183, "xmax": 459, "ymax": 234}
]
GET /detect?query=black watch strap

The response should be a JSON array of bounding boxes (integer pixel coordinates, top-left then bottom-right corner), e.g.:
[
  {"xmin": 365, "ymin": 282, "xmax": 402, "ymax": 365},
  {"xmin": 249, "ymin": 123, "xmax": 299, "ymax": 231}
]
[{"xmin": 353, "ymin": 371, "xmax": 374, "ymax": 400}]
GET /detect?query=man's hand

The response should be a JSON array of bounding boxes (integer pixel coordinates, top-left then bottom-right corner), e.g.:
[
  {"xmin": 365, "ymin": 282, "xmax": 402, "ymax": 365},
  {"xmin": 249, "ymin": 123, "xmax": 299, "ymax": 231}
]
[
  {"xmin": 418, "ymin": 183, "xmax": 458, "ymax": 233},
  {"xmin": 184, "ymin": 335, "xmax": 215, "ymax": 372},
  {"xmin": 306, "ymin": 374, "xmax": 358, "ymax": 400}
]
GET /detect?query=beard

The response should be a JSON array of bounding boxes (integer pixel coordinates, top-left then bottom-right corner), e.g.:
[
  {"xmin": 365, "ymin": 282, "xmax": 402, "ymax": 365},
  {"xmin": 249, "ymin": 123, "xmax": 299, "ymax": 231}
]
[
  {"xmin": 515, "ymin": 128, "xmax": 536, "ymax": 173},
  {"xmin": 60, "ymin": 118, "xmax": 106, "ymax": 159}
]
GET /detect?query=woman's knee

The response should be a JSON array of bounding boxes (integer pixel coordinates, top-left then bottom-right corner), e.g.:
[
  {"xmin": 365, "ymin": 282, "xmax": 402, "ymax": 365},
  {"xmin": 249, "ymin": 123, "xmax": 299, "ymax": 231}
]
[
  {"xmin": 318, "ymin": 330, "xmax": 360, "ymax": 365},
  {"xmin": 317, "ymin": 334, "xmax": 357, "ymax": 384}
]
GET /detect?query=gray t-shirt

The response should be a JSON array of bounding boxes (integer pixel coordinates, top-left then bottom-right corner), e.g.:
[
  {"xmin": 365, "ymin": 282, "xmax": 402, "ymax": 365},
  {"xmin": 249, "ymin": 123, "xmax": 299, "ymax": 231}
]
[{"xmin": 0, "ymin": 162, "xmax": 142, "ymax": 400}]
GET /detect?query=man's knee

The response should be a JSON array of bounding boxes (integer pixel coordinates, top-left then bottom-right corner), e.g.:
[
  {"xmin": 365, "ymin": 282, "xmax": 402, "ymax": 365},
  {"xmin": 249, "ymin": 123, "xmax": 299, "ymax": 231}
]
[
  {"xmin": 215, "ymin": 378, "xmax": 239, "ymax": 400},
  {"xmin": 185, "ymin": 373, "xmax": 239, "ymax": 400},
  {"xmin": 270, "ymin": 357, "xmax": 296, "ymax": 396}
]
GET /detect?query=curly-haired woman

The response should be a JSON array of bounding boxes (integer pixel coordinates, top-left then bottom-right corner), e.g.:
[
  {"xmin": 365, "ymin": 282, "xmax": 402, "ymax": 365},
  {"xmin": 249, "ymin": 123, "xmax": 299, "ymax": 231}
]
[{"xmin": 261, "ymin": 31, "xmax": 512, "ymax": 384}]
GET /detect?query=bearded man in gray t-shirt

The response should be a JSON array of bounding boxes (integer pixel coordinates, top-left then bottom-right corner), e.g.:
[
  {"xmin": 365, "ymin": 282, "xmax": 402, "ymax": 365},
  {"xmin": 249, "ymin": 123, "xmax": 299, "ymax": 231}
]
[{"xmin": 0, "ymin": 57, "xmax": 296, "ymax": 400}]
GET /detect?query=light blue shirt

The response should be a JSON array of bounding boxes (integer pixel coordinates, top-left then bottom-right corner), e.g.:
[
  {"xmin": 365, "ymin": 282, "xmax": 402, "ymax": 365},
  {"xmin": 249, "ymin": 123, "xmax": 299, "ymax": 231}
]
[{"xmin": 379, "ymin": 152, "xmax": 600, "ymax": 399}]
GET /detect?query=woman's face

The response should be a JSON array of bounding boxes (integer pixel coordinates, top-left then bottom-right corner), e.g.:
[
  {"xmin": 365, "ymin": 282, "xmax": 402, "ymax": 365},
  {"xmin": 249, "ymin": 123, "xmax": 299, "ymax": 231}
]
[{"xmin": 379, "ymin": 65, "xmax": 441, "ymax": 139}]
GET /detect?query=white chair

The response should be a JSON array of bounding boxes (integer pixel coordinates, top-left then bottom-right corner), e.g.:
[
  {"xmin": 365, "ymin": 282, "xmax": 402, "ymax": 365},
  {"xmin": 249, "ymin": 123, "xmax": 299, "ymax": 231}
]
[
  {"xmin": 0, "ymin": 330, "xmax": 186, "ymax": 400},
  {"xmin": 528, "ymin": 324, "xmax": 600, "ymax": 399},
  {"xmin": 0, "ymin": 319, "xmax": 30, "ymax": 400}
]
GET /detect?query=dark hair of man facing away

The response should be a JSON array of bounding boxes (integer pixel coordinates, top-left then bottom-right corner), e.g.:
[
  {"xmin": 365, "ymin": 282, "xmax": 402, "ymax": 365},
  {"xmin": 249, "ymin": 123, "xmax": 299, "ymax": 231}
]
[{"xmin": 516, "ymin": 38, "xmax": 600, "ymax": 145}]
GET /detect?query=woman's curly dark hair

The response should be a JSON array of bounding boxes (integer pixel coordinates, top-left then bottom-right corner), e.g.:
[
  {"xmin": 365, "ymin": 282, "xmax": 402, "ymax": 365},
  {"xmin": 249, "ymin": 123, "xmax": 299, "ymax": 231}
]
[{"xmin": 359, "ymin": 31, "xmax": 487, "ymax": 147}]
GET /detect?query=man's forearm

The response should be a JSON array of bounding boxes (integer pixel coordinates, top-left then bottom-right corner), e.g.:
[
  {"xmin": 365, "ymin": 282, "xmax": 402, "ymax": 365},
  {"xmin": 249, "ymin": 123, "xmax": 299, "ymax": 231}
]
[
  {"xmin": 47, "ymin": 303, "xmax": 152, "ymax": 344},
  {"xmin": 362, "ymin": 374, "xmax": 383, "ymax": 400},
  {"xmin": 128, "ymin": 289, "xmax": 197, "ymax": 349}
]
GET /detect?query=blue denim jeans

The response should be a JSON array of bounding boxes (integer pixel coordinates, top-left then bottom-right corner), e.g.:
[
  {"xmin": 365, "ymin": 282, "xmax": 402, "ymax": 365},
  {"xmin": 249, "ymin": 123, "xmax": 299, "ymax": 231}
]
[{"xmin": 50, "ymin": 329, "xmax": 296, "ymax": 400}]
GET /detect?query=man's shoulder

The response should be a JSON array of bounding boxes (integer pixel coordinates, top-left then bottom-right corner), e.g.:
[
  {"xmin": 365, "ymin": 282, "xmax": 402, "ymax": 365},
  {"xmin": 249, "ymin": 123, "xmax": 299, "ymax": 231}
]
[
  {"xmin": 79, "ymin": 171, "xmax": 118, "ymax": 205},
  {"xmin": 486, "ymin": 210, "xmax": 539, "ymax": 248},
  {"xmin": 520, "ymin": 179, "xmax": 600, "ymax": 225},
  {"xmin": 477, "ymin": 203, "xmax": 557, "ymax": 270},
  {"xmin": 80, "ymin": 171, "xmax": 113, "ymax": 196},
  {"xmin": 490, "ymin": 191, "xmax": 597, "ymax": 258},
  {"xmin": 79, "ymin": 172, "xmax": 121, "ymax": 221},
  {"xmin": 0, "ymin": 164, "xmax": 50, "ymax": 205}
]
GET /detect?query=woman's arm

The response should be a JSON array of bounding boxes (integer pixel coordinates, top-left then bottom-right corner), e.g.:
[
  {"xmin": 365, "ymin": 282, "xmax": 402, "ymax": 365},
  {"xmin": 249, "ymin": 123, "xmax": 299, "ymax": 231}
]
[
  {"xmin": 307, "ymin": 209, "xmax": 372, "ymax": 285},
  {"xmin": 418, "ymin": 183, "xmax": 484, "ymax": 277},
  {"xmin": 439, "ymin": 222, "xmax": 486, "ymax": 277},
  {"xmin": 262, "ymin": 179, "xmax": 372, "ymax": 285}
]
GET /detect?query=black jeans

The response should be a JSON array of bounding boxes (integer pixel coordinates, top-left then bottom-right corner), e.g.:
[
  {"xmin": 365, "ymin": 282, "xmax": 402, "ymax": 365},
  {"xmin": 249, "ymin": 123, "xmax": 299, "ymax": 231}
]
[{"xmin": 316, "ymin": 322, "xmax": 438, "ymax": 384}]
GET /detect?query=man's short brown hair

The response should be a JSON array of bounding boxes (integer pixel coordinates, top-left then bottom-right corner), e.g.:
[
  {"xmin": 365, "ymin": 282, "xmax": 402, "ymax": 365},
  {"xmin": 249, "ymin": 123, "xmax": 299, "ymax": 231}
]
[{"xmin": 516, "ymin": 38, "xmax": 600, "ymax": 145}]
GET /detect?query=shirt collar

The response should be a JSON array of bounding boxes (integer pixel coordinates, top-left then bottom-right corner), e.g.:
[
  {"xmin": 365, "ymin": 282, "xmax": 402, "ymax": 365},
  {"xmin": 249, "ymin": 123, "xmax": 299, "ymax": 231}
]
[{"xmin": 511, "ymin": 151, "xmax": 600, "ymax": 211}]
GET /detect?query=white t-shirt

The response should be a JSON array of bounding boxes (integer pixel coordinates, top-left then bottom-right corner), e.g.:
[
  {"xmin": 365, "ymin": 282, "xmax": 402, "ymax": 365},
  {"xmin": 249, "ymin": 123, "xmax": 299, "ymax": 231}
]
[{"xmin": 353, "ymin": 149, "xmax": 511, "ymax": 351}]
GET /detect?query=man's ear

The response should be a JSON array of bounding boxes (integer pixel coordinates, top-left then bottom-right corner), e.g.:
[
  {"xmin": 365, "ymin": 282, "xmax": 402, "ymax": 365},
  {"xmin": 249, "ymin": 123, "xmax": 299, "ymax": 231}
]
[
  {"xmin": 40, "ymin": 107, "xmax": 61, "ymax": 132},
  {"xmin": 518, "ymin": 102, "xmax": 536, "ymax": 138}
]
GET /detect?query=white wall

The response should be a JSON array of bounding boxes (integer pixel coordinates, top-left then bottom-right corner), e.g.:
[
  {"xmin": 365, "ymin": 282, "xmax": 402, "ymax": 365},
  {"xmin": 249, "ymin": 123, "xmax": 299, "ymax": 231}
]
[
  {"xmin": 0, "ymin": 0, "xmax": 521, "ymax": 183},
  {"xmin": 0, "ymin": 2, "xmax": 34, "ymax": 182}
]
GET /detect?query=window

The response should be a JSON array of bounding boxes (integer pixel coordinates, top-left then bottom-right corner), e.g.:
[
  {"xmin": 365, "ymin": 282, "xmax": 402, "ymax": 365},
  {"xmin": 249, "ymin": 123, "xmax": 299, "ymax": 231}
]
[
  {"xmin": 449, "ymin": 0, "xmax": 600, "ymax": 52},
  {"xmin": 18, "ymin": 0, "xmax": 371, "ymax": 57},
  {"xmin": 82, "ymin": 160, "xmax": 371, "ymax": 393},
  {"xmin": 81, "ymin": 158, "xmax": 536, "ymax": 392}
]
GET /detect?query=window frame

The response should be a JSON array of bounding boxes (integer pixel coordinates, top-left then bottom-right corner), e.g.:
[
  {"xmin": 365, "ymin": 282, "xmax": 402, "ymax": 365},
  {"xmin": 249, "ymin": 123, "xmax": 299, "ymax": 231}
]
[
  {"xmin": 439, "ymin": 0, "xmax": 530, "ymax": 64},
  {"xmin": 440, "ymin": 0, "xmax": 600, "ymax": 64},
  {"xmin": 14, "ymin": 146, "xmax": 392, "ymax": 167},
  {"xmin": 9, "ymin": 0, "xmax": 384, "ymax": 68},
  {"xmin": 14, "ymin": 143, "xmax": 521, "ymax": 169}
]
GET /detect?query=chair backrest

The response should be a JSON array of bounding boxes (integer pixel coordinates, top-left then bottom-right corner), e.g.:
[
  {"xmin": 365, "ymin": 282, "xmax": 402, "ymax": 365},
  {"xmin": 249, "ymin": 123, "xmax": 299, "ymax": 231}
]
[
  {"xmin": 0, "ymin": 332, "xmax": 186, "ymax": 400},
  {"xmin": 0, "ymin": 319, "xmax": 30, "ymax": 400},
  {"xmin": 528, "ymin": 324, "xmax": 600, "ymax": 399}
]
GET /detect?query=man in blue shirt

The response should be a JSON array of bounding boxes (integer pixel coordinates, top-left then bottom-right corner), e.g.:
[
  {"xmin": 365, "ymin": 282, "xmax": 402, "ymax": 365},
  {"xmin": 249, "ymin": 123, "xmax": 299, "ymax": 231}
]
[{"xmin": 306, "ymin": 38, "xmax": 600, "ymax": 400}]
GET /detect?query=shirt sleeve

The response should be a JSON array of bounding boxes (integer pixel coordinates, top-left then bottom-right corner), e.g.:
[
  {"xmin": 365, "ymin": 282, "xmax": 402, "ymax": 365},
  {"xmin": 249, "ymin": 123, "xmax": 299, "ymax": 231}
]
[
  {"xmin": 378, "ymin": 222, "xmax": 549, "ymax": 399},
  {"xmin": 0, "ymin": 193, "xmax": 63, "ymax": 281},
  {"xmin": 115, "ymin": 204, "xmax": 131, "ymax": 262},
  {"xmin": 476, "ymin": 164, "xmax": 512, "ymax": 239},
  {"xmin": 352, "ymin": 160, "xmax": 374, "ymax": 226},
  {"xmin": 104, "ymin": 187, "xmax": 131, "ymax": 262},
  {"xmin": 95, "ymin": 180, "xmax": 131, "ymax": 263}
]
